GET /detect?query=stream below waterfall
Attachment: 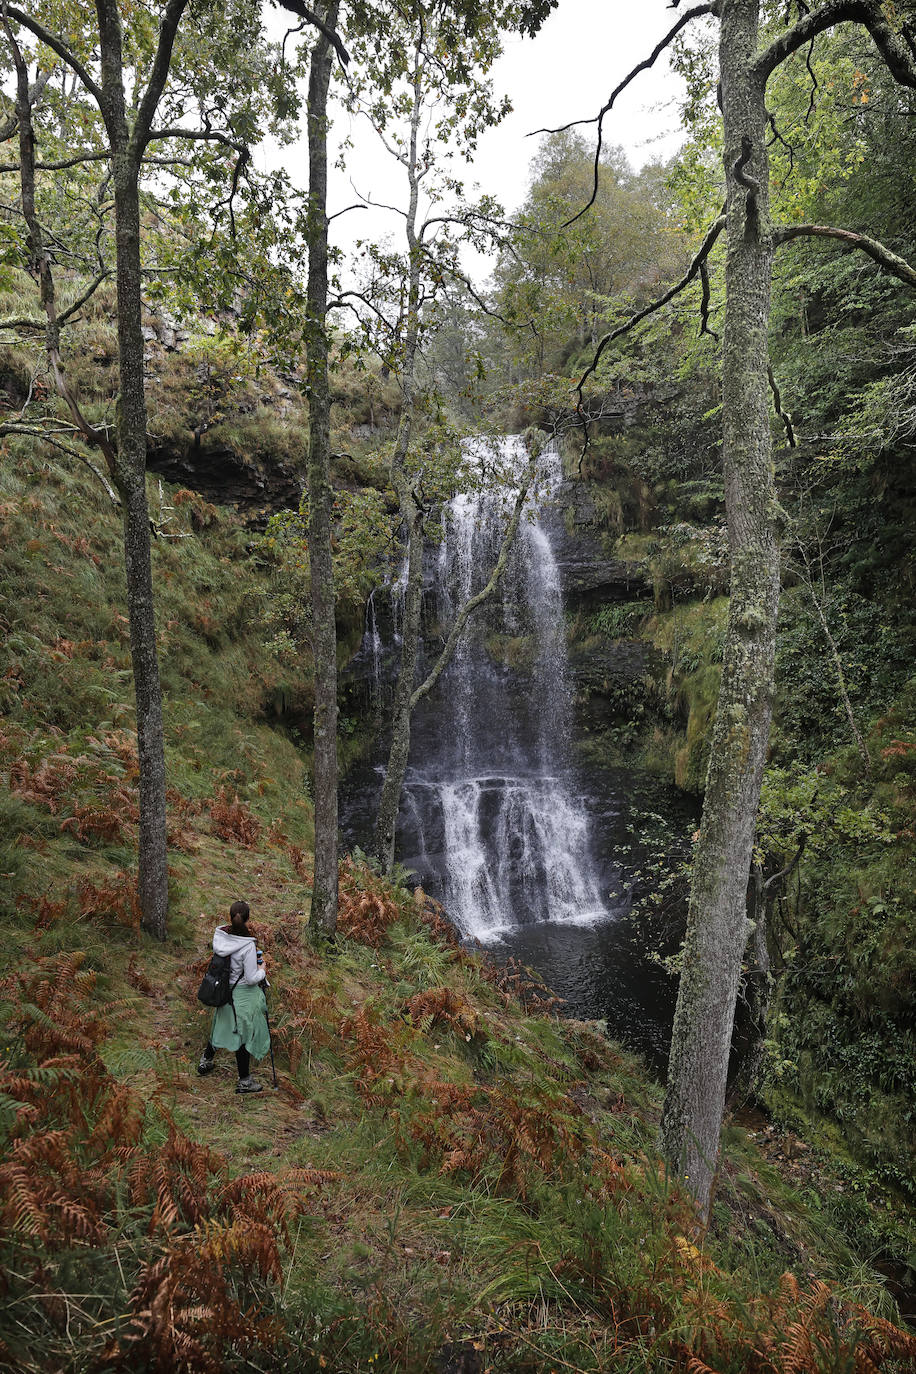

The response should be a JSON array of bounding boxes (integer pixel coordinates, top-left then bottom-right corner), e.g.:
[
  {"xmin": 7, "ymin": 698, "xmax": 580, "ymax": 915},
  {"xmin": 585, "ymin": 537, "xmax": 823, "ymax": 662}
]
[{"xmin": 341, "ymin": 436, "xmax": 694, "ymax": 1072}]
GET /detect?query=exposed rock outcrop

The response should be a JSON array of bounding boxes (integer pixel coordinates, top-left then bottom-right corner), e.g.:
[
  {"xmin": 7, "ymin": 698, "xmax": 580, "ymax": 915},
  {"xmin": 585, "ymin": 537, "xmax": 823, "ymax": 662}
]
[
  {"xmin": 146, "ymin": 439, "xmax": 304, "ymax": 525},
  {"xmin": 546, "ymin": 486, "xmax": 652, "ymax": 608}
]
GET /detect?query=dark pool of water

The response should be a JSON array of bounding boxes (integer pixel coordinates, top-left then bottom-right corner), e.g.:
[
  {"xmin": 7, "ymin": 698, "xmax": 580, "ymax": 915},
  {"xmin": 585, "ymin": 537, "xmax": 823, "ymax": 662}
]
[
  {"xmin": 479, "ymin": 913, "xmax": 678, "ymax": 1072},
  {"xmin": 341, "ymin": 755, "xmax": 694, "ymax": 1077}
]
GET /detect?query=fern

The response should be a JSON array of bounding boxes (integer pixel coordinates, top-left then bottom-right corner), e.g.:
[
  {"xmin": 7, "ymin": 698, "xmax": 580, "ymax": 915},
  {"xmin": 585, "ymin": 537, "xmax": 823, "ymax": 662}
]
[
  {"xmin": 0, "ymin": 953, "xmax": 336, "ymax": 1371},
  {"xmin": 402, "ymin": 986, "xmax": 483, "ymax": 1042},
  {"xmin": 208, "ymin": 786, "xmax": 261, "ymax": 847},
  {"xmin": 77, "ymin": 870, "xmax": 142, "ymax": 929}
]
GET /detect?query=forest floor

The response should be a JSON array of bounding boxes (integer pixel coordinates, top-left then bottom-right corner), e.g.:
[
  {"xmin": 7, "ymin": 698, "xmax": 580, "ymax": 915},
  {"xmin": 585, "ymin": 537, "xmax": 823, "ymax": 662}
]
[{"xmin": 9, "ymin": 794, "xmax": 916, "ymax": 1370}]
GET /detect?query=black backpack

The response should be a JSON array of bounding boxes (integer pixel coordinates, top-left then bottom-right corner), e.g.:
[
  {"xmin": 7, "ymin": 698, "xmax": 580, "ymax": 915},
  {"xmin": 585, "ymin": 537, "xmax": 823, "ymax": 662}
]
[{"xmin": 197, "ymin": 952, "xmax": 243, "ymax": 1008}]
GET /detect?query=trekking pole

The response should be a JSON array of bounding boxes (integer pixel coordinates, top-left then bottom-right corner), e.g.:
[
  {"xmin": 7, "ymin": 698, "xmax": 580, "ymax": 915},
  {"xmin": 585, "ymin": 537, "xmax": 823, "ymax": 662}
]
[{"xmin": 262, "ymin": 986, "xmax": 279, "ymax": 1089}]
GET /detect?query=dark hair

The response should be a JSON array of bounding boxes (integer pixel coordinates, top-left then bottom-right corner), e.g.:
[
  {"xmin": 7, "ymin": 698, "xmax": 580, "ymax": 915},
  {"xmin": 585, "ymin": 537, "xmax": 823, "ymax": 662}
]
[{"xmin": 229, "ymin": 900, "xmax": 250, "ymax": 924}]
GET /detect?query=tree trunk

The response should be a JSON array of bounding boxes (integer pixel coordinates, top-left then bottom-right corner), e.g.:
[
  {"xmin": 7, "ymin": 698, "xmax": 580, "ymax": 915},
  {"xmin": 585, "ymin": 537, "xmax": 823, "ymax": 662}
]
[
  {"xmin": 660, "ymin": 0, "xmax": 781, "ymax": 1219},
  {"xmin": 98, "ymin": 0, "xmax": 169, "ymax": 940},
  {"xmin": 110, "ymin": 161, "xmax": 169, "ymax": 940},
  {"xmin": 372, "ymin": 475, "xmax": 424, "ymax": 873},
  {"xmin": 371, "ymin": 71, "xmax": 424, "ymax": 875},
  {"xmin": 305, "ymin": 1, "xmax": 341, "ymax": 940}
]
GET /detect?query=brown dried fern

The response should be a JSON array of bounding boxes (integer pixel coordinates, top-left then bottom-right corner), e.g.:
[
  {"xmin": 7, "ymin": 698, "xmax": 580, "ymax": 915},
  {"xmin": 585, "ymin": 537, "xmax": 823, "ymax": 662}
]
[
  {"xmin": 402, "ymin": 985, "xmax": 482, "ymax": 1042},
  {"xmin": 208, "ymin": 787, "xmax": 261, "ymax": 847}
]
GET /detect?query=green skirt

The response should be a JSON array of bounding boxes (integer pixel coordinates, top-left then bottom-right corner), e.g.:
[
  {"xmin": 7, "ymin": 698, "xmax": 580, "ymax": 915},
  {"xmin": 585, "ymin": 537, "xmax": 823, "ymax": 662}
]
[{"xmin": 210, "ymin": 982, "xmax": 270, "ymax": 1060}]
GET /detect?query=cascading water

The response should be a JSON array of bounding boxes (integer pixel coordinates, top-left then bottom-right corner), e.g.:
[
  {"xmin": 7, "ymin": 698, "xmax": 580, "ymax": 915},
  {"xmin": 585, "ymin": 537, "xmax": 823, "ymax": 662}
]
[
  {"xmin": 365, "ymin": 590, "xmax": 382, "ymax": 703},
  {"xmin": 342, "ymin": 433, "xmax": 695, "ymax": 1067},
  {"xmin": 397, "ymin": 436, "xmax": 609, "ymax": 941}
]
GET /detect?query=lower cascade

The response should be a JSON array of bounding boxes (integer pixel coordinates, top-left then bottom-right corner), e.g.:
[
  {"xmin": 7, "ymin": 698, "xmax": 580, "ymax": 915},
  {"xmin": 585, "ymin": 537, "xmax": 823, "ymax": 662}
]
[{"xmin": 387, "ymin": 436, "xmax": 610, "ymax": 941}]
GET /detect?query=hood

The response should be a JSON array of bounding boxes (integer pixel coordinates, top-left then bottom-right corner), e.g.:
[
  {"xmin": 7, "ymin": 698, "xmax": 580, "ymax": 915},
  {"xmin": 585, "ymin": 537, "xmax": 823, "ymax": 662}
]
[{"xmin": 213, "ymin": 927, "xmax": 255, "ymax": 956}]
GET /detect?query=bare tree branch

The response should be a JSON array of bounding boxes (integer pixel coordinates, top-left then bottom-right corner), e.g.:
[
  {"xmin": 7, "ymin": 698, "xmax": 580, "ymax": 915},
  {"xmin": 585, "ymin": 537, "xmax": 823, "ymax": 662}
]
[
  {"xmin": 0, "ymin": 64, "xmax": 52, "ymax": 143},
  {"xmin": 803, "ymin": 38, "xmax": 819, "ymax": 121},
  {"xmin": 270, "ymin": 0, "xmax": 350, "ymax": 67},
  {"xmin": 132, "ymin": 0, "xmax": 190, "ymax": 154},
  {"xmin": 327, "ymin": 201, "xmax": 368, "ymax": 222},
  {"xmin": 0, "ymin": 313, "xmax": 42, "ymax": 330},
  {"xmin": 413, "ymin": 240, "xmax": 530, "ymax": 333},
  {"xmin": 0, "ymin": 423, "xmax": 121, "ymax": 505},
  {"xmin": 768, "ymin": 364, "xmax": 796, "ymax": 447},
  {"xmin": 571, "ymin": 211, "xmax": 726, "ymax": 463},
  {"xmin": 529, "ymin": 5, "xmax": 718, "ymax": 227},
  {"xmin": 762, "ymin": 833, "xmax": 807, "ymax": 895},
  {"xmin": 219, "ymin": 144, "xmax": 250, "ymax": 239},
  {"xmin": 330, "ymin": 289, "xmax": 401, "ymax": 341},
  {"xmin": 775, "ymin": 222, "xmax": 916, "ymax": 288},
  {"xmin": 577, "ymin": 213, "xmax": 726, "ymax": 400},
  {"xmin": 2, "ymin": 267, "xmax": 111, "ymax": 331},
  {"xmin": 698, "ymin": 258, "xmax": 719, "ymax": 340},
  {"xmin": 766, "ymin": 108, "xmax": 796, "ymax": 182},
  {"xmin": 0, "ymin": 150, "xmax": 110, "ymax": 172},
  {"xmin": 147, "ymin": 124, "xmax": 247, "ymax": 153},
  {"xmin": 58, "ymin": 269, "xmax": 111, "ymax": 324}
]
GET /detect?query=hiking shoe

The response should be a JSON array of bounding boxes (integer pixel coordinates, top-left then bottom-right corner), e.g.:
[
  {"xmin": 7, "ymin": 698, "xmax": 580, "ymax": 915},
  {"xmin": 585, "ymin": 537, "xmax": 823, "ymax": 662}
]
[
  {"xmin": 235, "ymin": 1075, "xmax": 263, "ymax": 1094},
  {"xmin": 197, "ymin": 1054, "xmax": 215, "ymax": 1076}
]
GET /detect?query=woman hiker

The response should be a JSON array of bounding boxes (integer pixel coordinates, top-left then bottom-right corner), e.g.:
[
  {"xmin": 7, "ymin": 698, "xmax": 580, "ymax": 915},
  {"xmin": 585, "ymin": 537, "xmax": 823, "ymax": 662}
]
[{"xmin": 198, "ymin": 899, "xmax": 271, "ymax": 1093}]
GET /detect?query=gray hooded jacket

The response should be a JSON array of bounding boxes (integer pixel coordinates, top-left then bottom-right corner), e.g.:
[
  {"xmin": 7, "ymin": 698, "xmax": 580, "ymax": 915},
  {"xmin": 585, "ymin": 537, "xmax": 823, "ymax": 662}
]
[{"xmin": 212, "ymin": 926, "xmax": 266, "ymax": 989}]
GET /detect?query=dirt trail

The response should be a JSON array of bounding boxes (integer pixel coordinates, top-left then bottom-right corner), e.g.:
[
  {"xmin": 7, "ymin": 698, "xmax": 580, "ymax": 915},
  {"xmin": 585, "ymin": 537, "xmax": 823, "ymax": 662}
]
[{"xmin": 131, "ymin": 845, "xmax": 326, "ymax": 1167}]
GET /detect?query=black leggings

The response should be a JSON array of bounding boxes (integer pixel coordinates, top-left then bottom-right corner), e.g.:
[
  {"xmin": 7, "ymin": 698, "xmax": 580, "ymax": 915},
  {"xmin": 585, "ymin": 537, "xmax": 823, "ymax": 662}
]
[{"xmin": 205, "ymin": 1041, "xmax": 250, "ymax": 1078}]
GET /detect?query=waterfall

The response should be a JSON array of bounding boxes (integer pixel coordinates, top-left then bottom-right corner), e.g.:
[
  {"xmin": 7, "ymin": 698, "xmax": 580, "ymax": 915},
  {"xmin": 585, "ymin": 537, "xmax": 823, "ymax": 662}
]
[
  {"xmin": 366, "ymin": 590, "xmax": 382, "ymax": 702},
  {"xmin": 396, "ymin": 435, "xmax": 609, "ymax": 941}
]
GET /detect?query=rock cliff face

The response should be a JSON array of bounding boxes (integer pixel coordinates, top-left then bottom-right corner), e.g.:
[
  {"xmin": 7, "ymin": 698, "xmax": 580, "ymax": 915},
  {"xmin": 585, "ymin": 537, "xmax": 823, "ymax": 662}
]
[
  {"xmin": 138, "ymin": 306, "xmax": 308, "ymax": 524},
  {"xmin": 544, "ymin": 481, "xmax": 658, "ymax": 746},
  {"xmin": 548, "ymin": 482, "xmax": 651, "ymax": 609},
  {"xmin": 146, "ymin": 439, "xmax": 304, "ymax": 525}
]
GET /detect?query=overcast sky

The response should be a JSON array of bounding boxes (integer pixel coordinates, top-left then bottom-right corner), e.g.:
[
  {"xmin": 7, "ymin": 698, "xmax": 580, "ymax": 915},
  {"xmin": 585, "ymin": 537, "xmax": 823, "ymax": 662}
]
[{"xmin": 260, "ymin": 2, "xmax": 692, "ymax": 286}]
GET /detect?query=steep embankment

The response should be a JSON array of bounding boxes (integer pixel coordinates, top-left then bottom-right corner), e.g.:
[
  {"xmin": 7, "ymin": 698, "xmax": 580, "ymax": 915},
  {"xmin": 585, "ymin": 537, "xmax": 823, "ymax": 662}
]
[{"xmin": 2, "ymin": 425, "xmax": 916, "ymax": 1367}]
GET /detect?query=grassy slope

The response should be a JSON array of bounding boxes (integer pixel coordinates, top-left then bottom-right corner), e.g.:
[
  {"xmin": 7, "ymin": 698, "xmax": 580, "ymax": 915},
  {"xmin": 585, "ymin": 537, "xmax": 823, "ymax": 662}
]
[{"xmin": 1, "ymin": 444, "xmax": 916, "ymax": 1370}]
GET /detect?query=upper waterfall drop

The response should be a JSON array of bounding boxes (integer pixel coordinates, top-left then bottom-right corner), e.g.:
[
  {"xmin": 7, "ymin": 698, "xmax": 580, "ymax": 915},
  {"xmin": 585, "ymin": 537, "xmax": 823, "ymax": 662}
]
[{"xmin": 398, "ymin": 434, "xmax": 611, "ymax": 941}]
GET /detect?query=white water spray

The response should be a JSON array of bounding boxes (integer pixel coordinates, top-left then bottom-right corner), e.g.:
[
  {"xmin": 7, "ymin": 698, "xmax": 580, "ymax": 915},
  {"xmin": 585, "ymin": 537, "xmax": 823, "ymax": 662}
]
[{"xmin": 400, "ymin": 436, "xmax": 609, "ymax": 940}]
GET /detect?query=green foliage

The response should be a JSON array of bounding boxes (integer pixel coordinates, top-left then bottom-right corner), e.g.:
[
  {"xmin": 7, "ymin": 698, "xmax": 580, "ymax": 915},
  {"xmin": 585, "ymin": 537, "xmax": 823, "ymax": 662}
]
[
  {"xmin": 756, "ymin": 730, "xmax": 916, "ymax": 1201},
  {"xmin": 264, "ymin": 482, "xmax": 394, "ymax": 625},
  {"xmin": 588, "ymin": 600, "xmax": 646, "ymax": 640},
  {"xmin": 492, "ymin": 131, "xmax": 686, "ymax": 381},
  {"xmin": 774, "ymin": 585, "xmax": 914, "ymax": 765}
]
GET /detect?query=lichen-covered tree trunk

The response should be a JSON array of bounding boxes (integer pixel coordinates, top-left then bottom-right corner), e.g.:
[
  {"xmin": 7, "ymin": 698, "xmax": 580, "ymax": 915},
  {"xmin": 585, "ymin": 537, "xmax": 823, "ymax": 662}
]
[
  {"xmin": 109, "ymin": 156, "xmax": 169, "ymax": 941},
  {"xmin": 96, "ymin": 0, "xmax": 170, "ymax": 940},
  {"xmin": 370, "ymin": 75, "xmax": 425, "ymax": 875},
  {"xmin": 660, "ymin": 0, "xmax": 781, "ymax": 1219},
  {"xmin": 305, "ymin": 1, "xmax": 341, "ymax": 940}
]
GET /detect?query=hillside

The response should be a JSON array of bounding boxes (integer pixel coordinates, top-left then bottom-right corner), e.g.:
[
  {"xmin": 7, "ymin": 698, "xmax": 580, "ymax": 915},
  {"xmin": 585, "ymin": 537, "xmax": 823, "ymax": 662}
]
[{"xmin": 2, "ymin": 415, "xmax": 916, "ymax": 1370}]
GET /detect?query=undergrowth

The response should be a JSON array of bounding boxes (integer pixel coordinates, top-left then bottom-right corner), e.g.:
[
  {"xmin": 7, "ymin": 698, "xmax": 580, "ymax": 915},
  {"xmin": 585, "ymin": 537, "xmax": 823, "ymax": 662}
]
[
  {"xmin": 2, "ymin": 415, "xmax": 916, "ymax": 1370},
  {"xmin": 3, "ymin": 889, "xmax": 916, "ymax": 1372}
]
